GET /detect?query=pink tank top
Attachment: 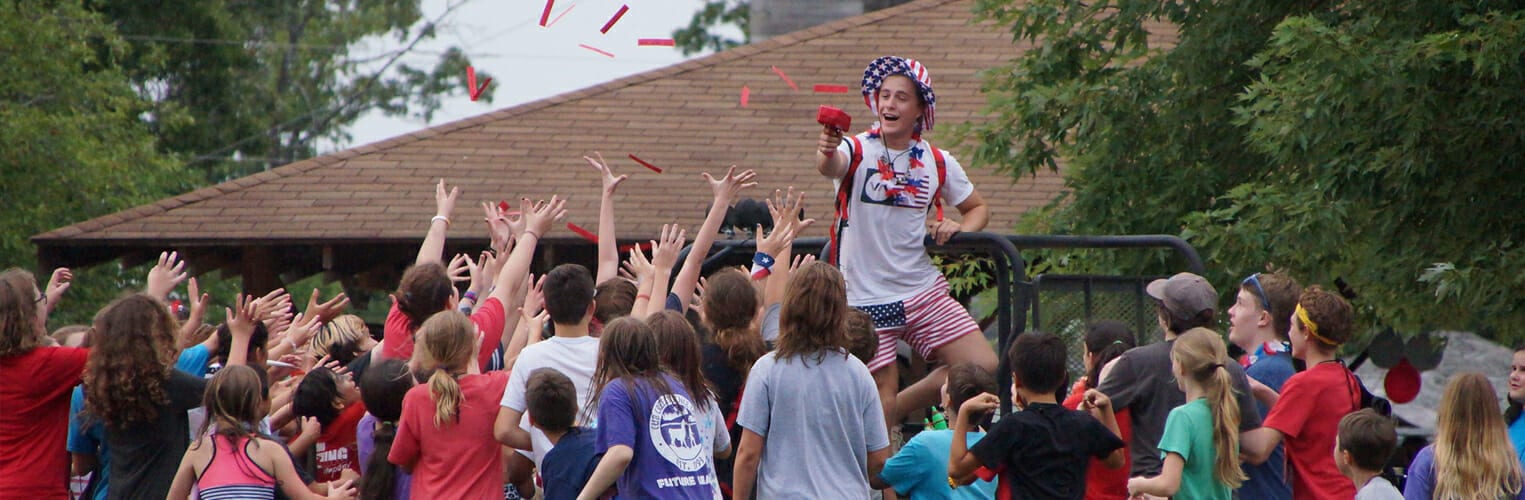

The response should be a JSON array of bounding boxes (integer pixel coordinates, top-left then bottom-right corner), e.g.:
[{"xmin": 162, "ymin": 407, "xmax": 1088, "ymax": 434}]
[{"xmin": 196, "ymin": 434, "xmax": 277, "ymax": 500}]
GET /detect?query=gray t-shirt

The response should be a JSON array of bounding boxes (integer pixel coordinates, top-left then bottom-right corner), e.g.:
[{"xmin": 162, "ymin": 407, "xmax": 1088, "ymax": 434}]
[
  {"xmin": 1355, "ymin": 476, "xmax": 1402, "ymax": 500},
  {"xmin": 760, "ymin": 303, "xmax": 782, "ymax": 344},
  {"xmin": 1096, "ymin": 339, "xmax": 1263, "ymax": 477},
  {"xmin": 737, "ymin": 349, "xmax": 889, "ymax": 498}
]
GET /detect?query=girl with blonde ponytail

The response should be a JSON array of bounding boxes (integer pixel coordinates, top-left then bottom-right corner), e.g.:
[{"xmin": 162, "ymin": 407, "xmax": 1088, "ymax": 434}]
[
  {"xmin": 1403, "ymin": 372, "xmax": 1525, "ymax": 500},
  {"xmin": 1128, "ymin": 328, "xmax": 1244, "ymax": 499},
  {"xmin": 388, "ymin": 310, "xmax": 510, "ymax": 498}
]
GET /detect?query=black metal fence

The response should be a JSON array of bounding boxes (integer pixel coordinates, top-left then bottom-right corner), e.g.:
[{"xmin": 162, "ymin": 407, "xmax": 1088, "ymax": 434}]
[{"xmin": 682, "ymin": 232, "xmax": 1205, "ymax": 414}]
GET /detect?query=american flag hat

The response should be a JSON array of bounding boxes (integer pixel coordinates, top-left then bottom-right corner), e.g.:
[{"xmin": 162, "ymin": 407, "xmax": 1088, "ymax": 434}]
[{"xmin": 861, "ymin": 56, "xmax": 936, "ymax": 131}]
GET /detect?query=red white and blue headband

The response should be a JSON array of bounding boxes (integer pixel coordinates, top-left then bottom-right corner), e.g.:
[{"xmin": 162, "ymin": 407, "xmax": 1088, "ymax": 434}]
[{"xmin": 860, "ymin": 56, "xmax": 937, "ymax": 132}]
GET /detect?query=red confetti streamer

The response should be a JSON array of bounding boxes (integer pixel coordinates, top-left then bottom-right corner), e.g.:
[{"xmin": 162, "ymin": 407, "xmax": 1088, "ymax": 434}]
[
  {"xmin": 637, "ymin": 38, "xmax": 675, "ymax": 47},
  {"xmin": 813, "ymin": 84, "xmax": 850, "ymax": 94},
  {"xmin": 599, "ymin": 5, "xmax": 629, "ymax": 34},
  {"xmin": 578, "ymin": 43, "xmax": 615, "ymax": 58},
  {"xmin": 466, "ymin": 66, "xmax": 492, "ymax": 101},
  {"xmin": 546, "ymin": 3, "xmax": 576, "ymax": 27},
  {"xmin": 539, "ymin": 0, "xmax": 555, "ymax": 26},
  {"xmin": 771, "ymin": 66, "xmax": 799, "ymax": 91},
  {"xmin": 627, "ymin": 154, "xmax": 663, "ymax": 173},
  {"xmin": 498, "ymin": 200, "xmax": 510, "ymax": 213},
  {"xmin": 567, "ymin": 222, "xmax": 598, "ymax": 243},
  {"xmin": 740, "ymin": 85, "xmax": 751, "ymax": 107}
]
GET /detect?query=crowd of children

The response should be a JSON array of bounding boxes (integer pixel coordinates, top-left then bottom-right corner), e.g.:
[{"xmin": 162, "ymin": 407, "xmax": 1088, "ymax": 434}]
[{"xmin": 2, "ymin": 55, "xmax": 1524, "ymax": 500}]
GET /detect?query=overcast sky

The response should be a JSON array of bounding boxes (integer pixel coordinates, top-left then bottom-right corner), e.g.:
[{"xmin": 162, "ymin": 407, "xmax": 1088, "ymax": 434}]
[{"xmin": 340, "ymin": 0, "xmax": 723, "ymax": 150}]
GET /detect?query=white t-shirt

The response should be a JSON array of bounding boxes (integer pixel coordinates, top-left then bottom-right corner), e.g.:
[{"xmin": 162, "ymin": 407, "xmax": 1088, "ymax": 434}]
[
  {"xmin": 695, "ymin": 396, "xmax": 730, "ymax": 500},
  {"xmin": 499, "ymin": 335, "xmax": 601, "ymax": 467},
  {"xmin": 833, "ymin": 134, "xmax": 975, "ymax": 305}
]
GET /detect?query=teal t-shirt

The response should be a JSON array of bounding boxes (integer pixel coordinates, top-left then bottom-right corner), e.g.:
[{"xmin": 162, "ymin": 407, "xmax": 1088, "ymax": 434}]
[
  {"xmin": 879, "ymin": 429, "xmax": 997, "ymax": 500},
  {"xmin": 1158, "ymin": 398, "xmax": 1231, "ymax": 500},
  {"xmin": 1509, "ymin": 415, "xmax": 1525, "ymax": 466}
]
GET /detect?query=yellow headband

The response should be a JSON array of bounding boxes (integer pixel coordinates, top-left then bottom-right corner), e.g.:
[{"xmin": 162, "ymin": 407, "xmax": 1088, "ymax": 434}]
[{"xmin": 1295, "ymin": 303, "xmax": 1338, "ymax": 346}]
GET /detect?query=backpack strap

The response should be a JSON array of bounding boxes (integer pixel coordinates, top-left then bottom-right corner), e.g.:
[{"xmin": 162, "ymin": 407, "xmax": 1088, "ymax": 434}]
[
  {"xmin": 828, "ymin": 136, "xmax": 864, "ymax": 266},
  {"xmin": 928, "ymin": 143, "xmax": 949, "ymax": 221}
]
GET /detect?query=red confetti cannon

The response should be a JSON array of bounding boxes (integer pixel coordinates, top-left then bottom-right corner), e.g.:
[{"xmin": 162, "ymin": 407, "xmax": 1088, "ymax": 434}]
[{"xmin": 817, "ymin": 105, "xmax": 852, "ymax": 132}]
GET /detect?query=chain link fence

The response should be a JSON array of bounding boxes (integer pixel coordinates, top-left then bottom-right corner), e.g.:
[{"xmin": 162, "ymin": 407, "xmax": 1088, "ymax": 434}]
[{"xmin": 1029, "ymin": 274, "xmax": 1166, "ymax": 381}]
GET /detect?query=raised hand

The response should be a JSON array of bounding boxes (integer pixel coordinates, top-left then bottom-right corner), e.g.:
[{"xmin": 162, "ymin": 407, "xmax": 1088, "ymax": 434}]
[
  {"xmin": 226, "ymin": 294, "xmax": 259, "ymax": 342},
  {"xmin": 789, "ymin": 253, "xmax": 816, "ymax": 273},
  {"xmin": 285, "ymin": 313, "xmax": 321, "ymax": 352},
  {"xmin": 521, "ymin": 195, "xmax": 567, "ymax": 238},
  {"xmin": 145, "ymin": 251, "xmax": 188, "ymax": 299},
  {"xmin": 768, "ymin": 187, "xmax": 809, "ymax": 231},
  {"xmin": 482, "ymin": 201, "xmax": 514, "ymax": 250},
  {"xmin": 305, "ymin": 288, "xmax": 350, "ymax": 324},
  {"xmin": 435, "ymin": 178, "xmax": 460, "ymax": 221},
  {"xmin": 650, "ymin": 224, "xmax": 686, "ymax": 271},
  {"xmin": 586, "ymin": 152, "xmax": 628, "ymax": 197},
  {"xmin": 622, "ymin": 246, "xmax": 654, "ymax": 283},
  {"xmin": 447, "ymin": 253, "xmax": 472, "ymax": 284},
  {"xmin": 521, "ymin": 274, "xmax": 546, "ymax": 318},
  {"xmin": 702, "ymin": 166, "xmax": 758, "ymax": 204},
  {"xmin": 44, "ymin": 267, "xmax": 72, "ymax": 312}
]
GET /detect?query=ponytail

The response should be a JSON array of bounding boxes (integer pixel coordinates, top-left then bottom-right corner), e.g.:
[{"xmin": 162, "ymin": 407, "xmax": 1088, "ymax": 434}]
[
  {"xmin": 1172, "ymin": 328, "xmax": 1248, "ymax": 489},
  {"xmin": 1205, "ymin": 364, "xmax": 1246, "ymax": 489},
  {"xmin": 429, "ymin": 369, "xmax": 463, "ymax": 428},
  {"xmin": 358, "ymin": 421, "xmax": 399, "ymax": 500}
]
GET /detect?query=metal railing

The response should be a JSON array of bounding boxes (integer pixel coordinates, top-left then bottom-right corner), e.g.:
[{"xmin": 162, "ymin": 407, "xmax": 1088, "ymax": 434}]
[{"xmin": 678, "ymin": 232, "xmax": 1204, "ymax": 415}]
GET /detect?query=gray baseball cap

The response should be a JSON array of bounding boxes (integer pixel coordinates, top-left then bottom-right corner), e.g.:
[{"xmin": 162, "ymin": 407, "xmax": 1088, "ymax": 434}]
[{"xmin": 1146, "ymin": 272, "xmax": 1218, "ymax": 320}]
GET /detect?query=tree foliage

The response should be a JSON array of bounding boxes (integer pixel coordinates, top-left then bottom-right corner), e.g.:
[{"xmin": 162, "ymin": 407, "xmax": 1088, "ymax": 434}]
[
  {"xmin": 673, "ymin": 0, "xmax": 750, "ymax": 56},
  {"xmin": 1, "ymin": 2, "xmax": 188, "ymax": 324},
  {"xmin": 91, "ymin": 0, "xmax": 494, "ymax": 182},
  {"xmin": 964, "ymin": 0, "xmax": 1525, "ymax": 341}
]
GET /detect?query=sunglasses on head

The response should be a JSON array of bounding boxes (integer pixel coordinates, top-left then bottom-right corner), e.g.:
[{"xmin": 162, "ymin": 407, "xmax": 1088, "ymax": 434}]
[{"xmin": 1242, "ymin": 273, "xmax": 1272, "ymax": 311}]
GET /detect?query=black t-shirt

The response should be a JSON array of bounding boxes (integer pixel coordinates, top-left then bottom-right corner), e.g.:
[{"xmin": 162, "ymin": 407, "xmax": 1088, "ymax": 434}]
[
  {"xmin": 107, "ymin": 370, "xmax": 208, "ymax": 499},
  {"xmin": 701, "ymin": 342, "xmax": 744, "ymax": 484},
  {"xmin": 969, "ymin": 402, "xmax": 1124, "ymax": 500}
]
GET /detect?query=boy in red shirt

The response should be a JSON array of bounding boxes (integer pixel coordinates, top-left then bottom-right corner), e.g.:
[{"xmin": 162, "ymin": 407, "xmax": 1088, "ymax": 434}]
[{"xmin": 1241, "ymin": 286, "xmax": 1361, "ymax": 499}]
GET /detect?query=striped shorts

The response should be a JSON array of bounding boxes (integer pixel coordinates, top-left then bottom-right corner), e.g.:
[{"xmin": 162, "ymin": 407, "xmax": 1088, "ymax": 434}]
[{"xmin": 855, "ymin": 275, "xmax": 981, "ymax": 372}]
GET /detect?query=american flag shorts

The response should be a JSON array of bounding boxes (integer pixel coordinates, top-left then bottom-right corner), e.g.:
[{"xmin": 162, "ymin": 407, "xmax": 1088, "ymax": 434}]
[{"xmin": 854, "ymin": 275, "xmax": 981, "ymax": 372}]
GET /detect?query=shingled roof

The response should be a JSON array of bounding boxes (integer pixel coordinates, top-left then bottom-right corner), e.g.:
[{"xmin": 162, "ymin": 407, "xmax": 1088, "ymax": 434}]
[{"xmin": 33, "ymin": 0, "xmax": 1176, "ymax": 289}]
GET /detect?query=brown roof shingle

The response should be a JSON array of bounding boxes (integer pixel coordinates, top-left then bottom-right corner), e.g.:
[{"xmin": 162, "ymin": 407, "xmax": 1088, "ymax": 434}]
[{"xmin": 35, "ymin": 0, "xmax": 1141, "ymax": 246}]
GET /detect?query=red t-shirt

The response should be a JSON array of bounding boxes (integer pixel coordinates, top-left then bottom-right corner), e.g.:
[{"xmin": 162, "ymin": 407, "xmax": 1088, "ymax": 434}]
[
  {"xmin": 389, "ymin": 371, "xmax": 510, "ymax": 499},
  {"xmin": 1264, "ymin": 362, "xmax": 1359, "ymax": 500},
  {"xmin": 315, "ymin": 402, "xmax": 367, "ymax": 482},
  {"xmin": 0, "ymin": 347, "xmax": 88, "ymax": 497},
  {"xmin": 382, "ymin": 297, "xmax": 505, "ymax": 371},
  {"xmin": 1061, "ymin": 379, "xmax": 1132, "ymax": 500}
]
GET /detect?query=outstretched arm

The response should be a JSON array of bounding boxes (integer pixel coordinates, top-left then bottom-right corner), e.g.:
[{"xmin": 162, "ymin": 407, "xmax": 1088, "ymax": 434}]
[
  {"xmin": 587, "ymin": 153, "xmax": 628, "ymax": 284},
  {"xmin": 415, "ymin": 179, "xmax": 460, "ymax": 266},
  {"xmin": 816, "ymin": 126, "xmax": 849, "ymax": 178},
  {"xmin": 642, "ymin": 225, "xmax": 686, "ymax": 317},
  {"xmin": 670, "ymin": 167, "xmax": 757, "ymax": 312}
]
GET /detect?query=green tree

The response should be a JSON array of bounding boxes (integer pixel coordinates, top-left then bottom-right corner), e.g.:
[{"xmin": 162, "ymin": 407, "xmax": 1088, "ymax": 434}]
[
  {"xmin": 965, "ymin": 0, "xmax": 1525, "ymax": 341},
  {"xmin": 91, "ymin": 0, "xmax": 494, "ymax": 182},
  {"xmin": 1, "ymin": 2, "xmax": 187, "ymax": 324},
  {"xmin": 673, "ymin": 0, "xmax": 750, "ymax": 56}
]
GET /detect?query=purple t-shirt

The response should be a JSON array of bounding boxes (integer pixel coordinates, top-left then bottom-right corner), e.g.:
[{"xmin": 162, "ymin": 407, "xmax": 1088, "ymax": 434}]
[
  {"xmin": 594, "ymin": 374, "xmax": 715, "ymax": 499},
  {"xmin": 356, "ymin": 412, "xmax": 412, "ymax": 499}
]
